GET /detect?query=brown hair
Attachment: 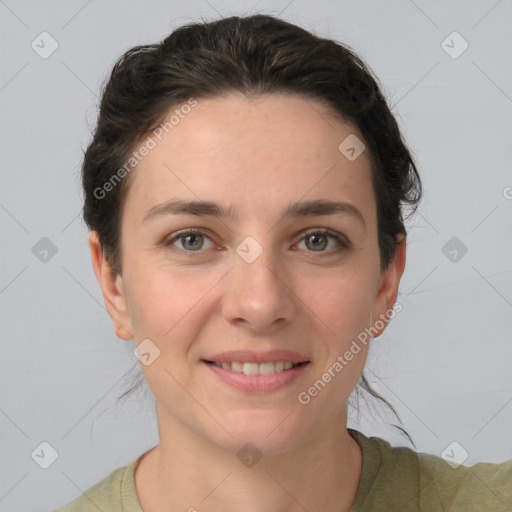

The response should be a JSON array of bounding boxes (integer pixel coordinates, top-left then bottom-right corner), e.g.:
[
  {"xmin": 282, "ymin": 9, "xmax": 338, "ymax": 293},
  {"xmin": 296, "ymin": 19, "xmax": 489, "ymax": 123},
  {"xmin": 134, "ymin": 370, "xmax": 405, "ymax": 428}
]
[{"xmin": 82, "ymin": 14, "xmax": 421, "ymax": 446}]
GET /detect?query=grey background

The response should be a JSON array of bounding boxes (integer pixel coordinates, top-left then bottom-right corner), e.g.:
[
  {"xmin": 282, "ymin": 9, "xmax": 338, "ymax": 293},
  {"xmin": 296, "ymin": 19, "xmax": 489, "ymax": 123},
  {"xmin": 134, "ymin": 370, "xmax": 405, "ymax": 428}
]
[{"xmin": 1, "ymin": 0, "xmax": 511, "ymax": 510}]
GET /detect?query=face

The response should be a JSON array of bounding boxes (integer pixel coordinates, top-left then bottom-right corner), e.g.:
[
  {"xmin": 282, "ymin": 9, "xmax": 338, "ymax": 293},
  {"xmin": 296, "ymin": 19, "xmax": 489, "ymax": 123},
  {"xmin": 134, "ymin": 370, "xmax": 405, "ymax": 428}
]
[{"xmin": 90, "ymin": 93, "xmax": 405, "ymax": 454}]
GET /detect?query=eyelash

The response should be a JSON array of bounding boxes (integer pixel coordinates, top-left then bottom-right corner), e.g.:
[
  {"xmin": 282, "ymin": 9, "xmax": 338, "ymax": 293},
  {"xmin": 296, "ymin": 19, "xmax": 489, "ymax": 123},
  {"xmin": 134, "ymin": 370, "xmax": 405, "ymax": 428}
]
[{"xmin": 163, "ymin": 228, "xmax": 350, "ymax": 258}]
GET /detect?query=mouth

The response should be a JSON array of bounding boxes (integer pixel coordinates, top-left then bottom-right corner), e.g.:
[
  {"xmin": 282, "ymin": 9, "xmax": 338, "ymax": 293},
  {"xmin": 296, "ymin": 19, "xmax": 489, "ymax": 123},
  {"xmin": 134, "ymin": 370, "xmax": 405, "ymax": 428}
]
[
  {"xmin": 202, "ymin": 360, "xmax": 309, "ymax": 375},
  {"xmin": 201, "ymin": 359, "xmax": 311, "ymax": 393}
]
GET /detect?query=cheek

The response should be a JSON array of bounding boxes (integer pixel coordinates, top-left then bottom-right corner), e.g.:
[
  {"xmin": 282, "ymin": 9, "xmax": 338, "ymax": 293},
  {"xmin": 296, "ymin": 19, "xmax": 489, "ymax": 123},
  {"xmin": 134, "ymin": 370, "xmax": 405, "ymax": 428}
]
[
  {"xmin": 298, "ymin": 275, "xmax": 374, "ymax": 412},
  {"xmin": 301, "ymin": 268, "xmax": 376, "ymax": 340},
  {"xmin": 125, "ymin": 270, "xmax": 215, "ymax": 394},
  {"xmin": 299, "ymin": 269, "xmax": 375, "ymax": 398},
  {"xmin": 125, "ymin": 264, "xmax": 219, "ymax": 343}
]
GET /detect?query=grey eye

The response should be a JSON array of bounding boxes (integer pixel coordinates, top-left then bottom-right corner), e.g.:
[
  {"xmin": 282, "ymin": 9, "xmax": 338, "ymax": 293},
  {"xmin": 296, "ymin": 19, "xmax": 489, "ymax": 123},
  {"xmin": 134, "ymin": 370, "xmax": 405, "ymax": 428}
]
[
  {"xmin": 179, "ymin": 233, "xmax": 204, "ymax": 250},
  {"xmin": 304, "ymin": 233, "xmax": 328, "ymax": 251}
]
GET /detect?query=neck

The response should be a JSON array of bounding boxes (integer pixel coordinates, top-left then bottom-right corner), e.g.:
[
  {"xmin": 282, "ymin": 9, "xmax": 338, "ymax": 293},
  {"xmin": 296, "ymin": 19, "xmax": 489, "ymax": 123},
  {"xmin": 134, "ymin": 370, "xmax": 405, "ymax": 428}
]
[{"xmin": 135, "ymin": 405, "xmax": 362, "ymax": 512}]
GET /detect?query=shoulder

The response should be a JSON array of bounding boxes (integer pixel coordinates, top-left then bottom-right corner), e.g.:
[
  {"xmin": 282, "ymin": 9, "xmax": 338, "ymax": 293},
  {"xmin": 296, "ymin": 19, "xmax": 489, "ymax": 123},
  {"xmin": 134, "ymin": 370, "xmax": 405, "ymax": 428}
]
[
  {"xmin": 349, "ymin": 429, "xmax": 512, "ymax": 512},
  {"xmin": 52, "ymin": 455, "xmax": 143, "ymax": 512},
  {"xmin": 415, "ymin": 449, "xmax": 512, "ymax": 511}
]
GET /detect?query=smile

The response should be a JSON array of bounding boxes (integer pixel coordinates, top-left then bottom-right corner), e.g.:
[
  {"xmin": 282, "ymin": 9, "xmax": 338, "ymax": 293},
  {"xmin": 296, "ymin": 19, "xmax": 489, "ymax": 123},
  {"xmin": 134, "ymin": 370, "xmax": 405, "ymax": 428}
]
[
  {"xmin": 205, "ymin": 360, "xmax": 307, "ymax": 375},
  {"xmin": 202, "ymin": 360, "xmax": 311, "ymax": 393}
]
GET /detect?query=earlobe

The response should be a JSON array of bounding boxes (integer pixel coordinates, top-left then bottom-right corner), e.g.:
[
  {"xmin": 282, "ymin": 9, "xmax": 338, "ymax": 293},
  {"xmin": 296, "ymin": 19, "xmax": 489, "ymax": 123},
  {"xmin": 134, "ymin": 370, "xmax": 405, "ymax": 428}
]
[
  {"xmin": 88, "ymin": 232, "xmax": 134, "ymax": 341},
  {"xmin": 370, "ymin": 234, "xmax": 406, "ymax": 338}
]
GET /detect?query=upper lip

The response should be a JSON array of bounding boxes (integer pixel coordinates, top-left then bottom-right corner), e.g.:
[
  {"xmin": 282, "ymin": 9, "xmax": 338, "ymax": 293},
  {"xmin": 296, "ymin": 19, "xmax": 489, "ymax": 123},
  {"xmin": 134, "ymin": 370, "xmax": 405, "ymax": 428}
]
[{"xmin": 203, "ymin": 350, "xmax": 310, "ymax": 364}]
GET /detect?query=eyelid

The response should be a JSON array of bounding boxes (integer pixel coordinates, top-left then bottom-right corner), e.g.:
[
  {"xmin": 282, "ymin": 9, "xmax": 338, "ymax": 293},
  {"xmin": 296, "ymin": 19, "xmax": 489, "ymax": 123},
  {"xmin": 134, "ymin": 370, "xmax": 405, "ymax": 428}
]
[
  {"xmin": 163, "ymin": 228, "xmax": 218, "ymax": 252},
  {"xmin": 293, "ymin": 227, "xmax": 350, "ymax": 248}
]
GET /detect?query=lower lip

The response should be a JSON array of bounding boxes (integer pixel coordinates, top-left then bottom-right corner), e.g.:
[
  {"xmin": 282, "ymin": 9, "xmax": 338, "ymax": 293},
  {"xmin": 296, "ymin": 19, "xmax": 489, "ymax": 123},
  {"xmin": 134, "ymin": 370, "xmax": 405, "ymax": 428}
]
[{"xmin": 202, "ymin": 361, "xmax": 310, "ymax": 393}]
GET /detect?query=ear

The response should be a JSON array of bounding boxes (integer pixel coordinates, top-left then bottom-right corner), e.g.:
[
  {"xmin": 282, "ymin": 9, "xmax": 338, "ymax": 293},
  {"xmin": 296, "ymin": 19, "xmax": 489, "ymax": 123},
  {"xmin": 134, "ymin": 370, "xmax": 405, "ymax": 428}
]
[
  {"xmin": 88, "ymin": 231, "xmax": 134, "ymax": 340},
  {"xmin": 369, "ymin": 234, "xmax": 406, "ymax": 338}
]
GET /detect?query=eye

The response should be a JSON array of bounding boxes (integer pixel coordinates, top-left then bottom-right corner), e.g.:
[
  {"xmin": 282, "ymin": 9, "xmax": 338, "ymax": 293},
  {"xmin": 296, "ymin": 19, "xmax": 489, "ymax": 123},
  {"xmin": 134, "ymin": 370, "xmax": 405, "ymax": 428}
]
[
  {"xmin": 163, "ymin": 227, "xmax": 350, "ymax": 257},
  {"xmin": 295, "ymin": 228, "xmax": 349, "ymax": 255},
  {"xmin": 164, "ymin": 229, "xmax": 215, "ymax": 253}
]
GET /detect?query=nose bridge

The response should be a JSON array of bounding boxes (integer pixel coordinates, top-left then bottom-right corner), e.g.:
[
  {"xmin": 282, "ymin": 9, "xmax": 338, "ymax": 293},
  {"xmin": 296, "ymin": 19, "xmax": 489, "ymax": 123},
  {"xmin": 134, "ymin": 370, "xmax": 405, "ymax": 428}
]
[
  {"xmin": 222, "ymin": 233, "xmax": 297, "ymax": 330},
  {"xmin": 236, "ymin": 240, "xmax": 280, "ymax": 289}
]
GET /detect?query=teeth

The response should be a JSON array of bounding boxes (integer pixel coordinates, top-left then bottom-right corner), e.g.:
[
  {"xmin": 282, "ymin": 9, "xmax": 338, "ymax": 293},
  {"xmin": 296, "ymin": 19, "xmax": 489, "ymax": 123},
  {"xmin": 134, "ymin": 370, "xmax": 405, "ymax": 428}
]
[
  {"xmin": 258, "ymin": 362, "xmax": 275, "ymax": 375},
  {"xmin": 231, "ymin": 362, "xmax": 243, "ymax": 372},
  {"xmin": 243, "ymin": 362, "xmax": 260, "ymax": 375},
  {"xmin": 210, "ymin": 361, "xmax": 304, "ymax": 375}
]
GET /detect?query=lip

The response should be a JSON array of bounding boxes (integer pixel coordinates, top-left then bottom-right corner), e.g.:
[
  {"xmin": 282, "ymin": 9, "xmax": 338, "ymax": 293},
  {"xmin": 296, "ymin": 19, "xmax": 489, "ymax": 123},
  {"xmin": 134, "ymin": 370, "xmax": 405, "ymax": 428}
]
[
  {"xmin": 203, "ymin": 360, "xmax": 311, "ymax": 393},
  {"xmin": 202, "ymin": 349, "xmax": 310, "ymax": 364}
]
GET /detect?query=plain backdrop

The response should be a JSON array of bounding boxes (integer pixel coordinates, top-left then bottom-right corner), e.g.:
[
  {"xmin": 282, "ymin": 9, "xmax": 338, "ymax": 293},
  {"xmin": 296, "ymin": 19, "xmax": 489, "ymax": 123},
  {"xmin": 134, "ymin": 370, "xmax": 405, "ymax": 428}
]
[{"xmin": 0, "ymin": 0, "xmax": 511, "ymax": 510}]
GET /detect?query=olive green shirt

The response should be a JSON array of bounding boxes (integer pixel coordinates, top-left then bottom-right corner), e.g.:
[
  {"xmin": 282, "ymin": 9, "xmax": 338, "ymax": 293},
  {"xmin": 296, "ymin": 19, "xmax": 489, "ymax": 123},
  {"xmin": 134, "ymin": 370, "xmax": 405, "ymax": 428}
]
[{"xmin": 53, "ymin": 428, "xmax": 512, "ymax": 511}]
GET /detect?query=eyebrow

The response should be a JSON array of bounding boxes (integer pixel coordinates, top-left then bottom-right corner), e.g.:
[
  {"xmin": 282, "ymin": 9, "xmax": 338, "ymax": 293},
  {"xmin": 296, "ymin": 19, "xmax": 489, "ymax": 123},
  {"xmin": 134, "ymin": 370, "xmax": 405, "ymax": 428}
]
[{"xmin": 142, "ymin": 198, "xmax": 366, "ymax": 228}]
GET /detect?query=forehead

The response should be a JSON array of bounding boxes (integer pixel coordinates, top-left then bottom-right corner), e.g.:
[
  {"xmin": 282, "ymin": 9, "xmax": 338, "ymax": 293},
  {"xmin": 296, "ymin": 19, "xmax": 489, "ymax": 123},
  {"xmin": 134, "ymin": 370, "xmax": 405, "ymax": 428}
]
[{"xmin": 123, "ymin": 93, "xmax": 375, "ymax": 223}]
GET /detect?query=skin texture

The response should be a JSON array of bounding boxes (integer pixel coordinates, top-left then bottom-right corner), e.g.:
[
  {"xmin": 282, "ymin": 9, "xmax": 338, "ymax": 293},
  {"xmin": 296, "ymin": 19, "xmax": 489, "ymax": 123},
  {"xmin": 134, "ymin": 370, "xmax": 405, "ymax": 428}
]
[{"xmin": 89, "ymin": 93, "xmax": 406, "ymax": 512}]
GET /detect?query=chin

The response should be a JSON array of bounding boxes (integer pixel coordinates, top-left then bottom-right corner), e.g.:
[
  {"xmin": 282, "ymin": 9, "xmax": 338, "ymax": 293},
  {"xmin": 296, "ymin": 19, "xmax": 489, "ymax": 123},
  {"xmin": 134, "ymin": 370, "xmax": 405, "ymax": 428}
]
[{"xmin": 205, "ymin": 411, "xmax": 310, "ymax": 455}]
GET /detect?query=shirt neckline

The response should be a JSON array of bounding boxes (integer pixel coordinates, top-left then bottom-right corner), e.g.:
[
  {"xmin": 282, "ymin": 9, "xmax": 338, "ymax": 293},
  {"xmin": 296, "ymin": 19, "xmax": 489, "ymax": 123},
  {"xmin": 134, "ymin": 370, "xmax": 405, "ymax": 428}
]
[
  {"xmin": 120, "ymin": 428, "xmax": 380, "ymax": 512},
  {"xmin": 347, "ymin": 428, "xmax": 382, "ymax": 511},
  {"xmin": 121, "ymin": 451, "xmax": 146, "ymax": 511}
]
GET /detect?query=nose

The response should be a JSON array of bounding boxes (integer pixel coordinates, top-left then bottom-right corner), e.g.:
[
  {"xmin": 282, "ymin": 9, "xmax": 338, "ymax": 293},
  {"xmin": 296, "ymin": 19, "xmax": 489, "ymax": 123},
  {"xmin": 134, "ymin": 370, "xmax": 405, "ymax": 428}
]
[{"xmin": 221, "ymin": 243, "xmax": 298, "ymax": 334}]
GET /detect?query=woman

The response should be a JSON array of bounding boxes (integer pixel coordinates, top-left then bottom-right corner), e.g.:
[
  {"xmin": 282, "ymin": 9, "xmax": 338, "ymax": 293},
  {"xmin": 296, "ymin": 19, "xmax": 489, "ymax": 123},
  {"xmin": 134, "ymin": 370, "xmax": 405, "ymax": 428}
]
[{"xmin": 54, "ymin": 14, "xmax": 511, "ymax": 512}]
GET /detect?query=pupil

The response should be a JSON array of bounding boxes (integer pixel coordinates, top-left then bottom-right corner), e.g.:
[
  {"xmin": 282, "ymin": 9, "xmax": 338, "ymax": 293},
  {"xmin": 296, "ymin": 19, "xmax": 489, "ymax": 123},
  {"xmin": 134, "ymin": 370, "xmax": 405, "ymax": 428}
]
[
  {"xmin": 308, "ymin": 234, "xmax": 326, "ymax": 251},
  {"xmin": 183, "ymin": 234, "xmax": 202, "ymax": 250}
]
